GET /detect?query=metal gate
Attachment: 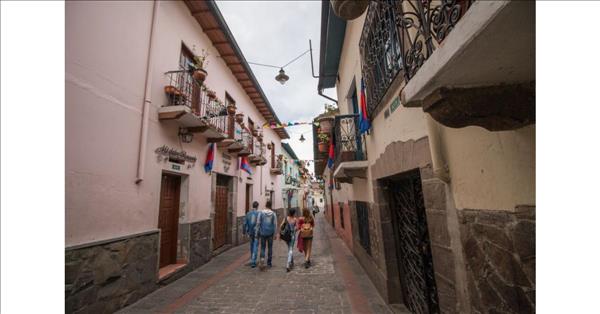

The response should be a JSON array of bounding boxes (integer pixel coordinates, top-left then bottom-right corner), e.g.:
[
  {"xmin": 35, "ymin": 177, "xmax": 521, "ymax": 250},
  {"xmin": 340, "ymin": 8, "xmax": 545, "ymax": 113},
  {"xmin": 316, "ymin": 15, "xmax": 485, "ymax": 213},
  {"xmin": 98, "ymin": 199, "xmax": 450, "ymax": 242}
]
[{"xmin": 389, "ymin": 170, "xmax": 439, "ymax": 314}]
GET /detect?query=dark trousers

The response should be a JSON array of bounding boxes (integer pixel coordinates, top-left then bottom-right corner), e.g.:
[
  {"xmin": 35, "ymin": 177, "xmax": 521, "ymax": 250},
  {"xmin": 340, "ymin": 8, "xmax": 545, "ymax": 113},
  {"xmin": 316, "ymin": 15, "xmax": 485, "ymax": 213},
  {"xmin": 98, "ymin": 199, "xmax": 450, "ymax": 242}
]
[{"xmin": 259, "ymin": 235, "xmax": 274, "ymax": 266}]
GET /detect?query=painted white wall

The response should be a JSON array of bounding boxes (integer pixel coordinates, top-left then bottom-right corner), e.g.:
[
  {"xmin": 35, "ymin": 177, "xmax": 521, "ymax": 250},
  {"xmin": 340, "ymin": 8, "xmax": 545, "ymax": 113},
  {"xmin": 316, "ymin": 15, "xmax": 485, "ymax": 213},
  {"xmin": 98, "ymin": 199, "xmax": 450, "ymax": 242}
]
[{"xmin": 66, "ymin": 1, "xmax": 284, "ymax": 247}]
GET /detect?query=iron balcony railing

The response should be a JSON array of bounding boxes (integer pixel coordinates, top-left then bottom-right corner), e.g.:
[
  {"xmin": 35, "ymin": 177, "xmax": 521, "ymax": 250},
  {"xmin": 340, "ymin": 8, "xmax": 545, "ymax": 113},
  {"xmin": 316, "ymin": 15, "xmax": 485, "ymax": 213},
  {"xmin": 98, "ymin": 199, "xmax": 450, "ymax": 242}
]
[
  {"xmin": 164, "ymin": 69, "xmax": 229, "ymax": 135},
  {"xmin": 241, "ymin": 128, "xmax": 253, "ymax": 153},
  {"xmin": 333, "ymin": 114, "xmax": 365, "ymax": 170},
  {"xmin": 359, "ymin": 0, "xmax": 474, "ymax": 116}
]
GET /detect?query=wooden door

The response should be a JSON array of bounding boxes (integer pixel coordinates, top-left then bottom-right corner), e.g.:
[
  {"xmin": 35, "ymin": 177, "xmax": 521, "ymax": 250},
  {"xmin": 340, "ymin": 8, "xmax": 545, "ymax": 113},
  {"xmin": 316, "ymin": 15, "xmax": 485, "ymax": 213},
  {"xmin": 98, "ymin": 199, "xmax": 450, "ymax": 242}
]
[
  {"xmin": 213, "ymin": 178, "xmax": 229, "ymax": 249},
  {"xmin": 158, "ymin": 174, "xmax": 181, "ymax": 268},
  {"xmin": 245, "ymin": 184, "xmax": 252, "ymax": 214}
]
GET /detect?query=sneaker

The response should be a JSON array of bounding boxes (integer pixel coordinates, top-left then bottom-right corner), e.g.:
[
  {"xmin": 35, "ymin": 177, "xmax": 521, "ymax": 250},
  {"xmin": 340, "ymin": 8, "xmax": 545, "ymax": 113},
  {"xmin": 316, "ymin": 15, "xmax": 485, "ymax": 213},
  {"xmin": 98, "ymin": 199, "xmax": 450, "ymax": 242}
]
[
  {"xmin": 304, "ymin": 261, "xmax": 309, "ymax": 269},
  {"xmin": 267, "ymin": 264, "xmax": 272, "ymax": 268},
  {"xmin": 286, "ymin": 267, "xmax": 290, "ymax": 273},
  {"xmin": 251, "ymin": 264, "xmax": 256, "ymax": 268}
]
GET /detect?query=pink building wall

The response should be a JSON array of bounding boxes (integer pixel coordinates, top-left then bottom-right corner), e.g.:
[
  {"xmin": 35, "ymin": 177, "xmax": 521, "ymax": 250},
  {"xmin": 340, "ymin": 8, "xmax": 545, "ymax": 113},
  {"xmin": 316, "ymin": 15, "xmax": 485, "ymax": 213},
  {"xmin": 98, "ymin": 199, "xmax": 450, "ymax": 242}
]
[{"xmin": 66, "ymin": 1, "xmax": 283, "ymax": 247}]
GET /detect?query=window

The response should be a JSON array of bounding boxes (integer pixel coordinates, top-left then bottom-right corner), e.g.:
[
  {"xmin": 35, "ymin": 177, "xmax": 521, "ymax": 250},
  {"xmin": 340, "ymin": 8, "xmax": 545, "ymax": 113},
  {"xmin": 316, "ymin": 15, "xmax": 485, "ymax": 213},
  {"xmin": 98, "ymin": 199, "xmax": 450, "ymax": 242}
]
[
  {"xmin": 270, "ymin": 141, "xmax": 276, "ymax": 167},
  {"xmin": 356, "ymin": 201, "xmax": 371, "ymax": 255},
  {"xmin": 225, "ymin": 93, "xmax": 235, "ymax": 138}
]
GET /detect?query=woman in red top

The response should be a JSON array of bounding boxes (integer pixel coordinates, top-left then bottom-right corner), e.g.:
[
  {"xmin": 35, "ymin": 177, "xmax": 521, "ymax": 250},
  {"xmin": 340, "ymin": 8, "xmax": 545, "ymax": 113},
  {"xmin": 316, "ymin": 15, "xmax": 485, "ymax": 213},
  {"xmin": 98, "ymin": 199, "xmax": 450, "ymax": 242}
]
[{"xmin": 297, "ymin": 208, "xmax": 315, "ymax": 268}]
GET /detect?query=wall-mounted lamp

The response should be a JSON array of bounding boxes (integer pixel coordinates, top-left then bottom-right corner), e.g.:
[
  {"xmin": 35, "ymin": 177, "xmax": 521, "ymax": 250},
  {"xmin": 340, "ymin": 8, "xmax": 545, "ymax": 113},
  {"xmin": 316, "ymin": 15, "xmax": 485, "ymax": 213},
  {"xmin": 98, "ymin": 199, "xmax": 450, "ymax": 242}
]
[{"xmin": 178, "ymin": 128, "xmax": 193, "ymax": 143}]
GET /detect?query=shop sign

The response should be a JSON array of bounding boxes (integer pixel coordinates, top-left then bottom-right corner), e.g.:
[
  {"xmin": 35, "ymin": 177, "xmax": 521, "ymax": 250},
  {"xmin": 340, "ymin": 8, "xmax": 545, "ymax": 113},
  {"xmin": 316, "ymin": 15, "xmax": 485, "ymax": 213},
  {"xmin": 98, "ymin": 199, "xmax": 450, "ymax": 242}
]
[{"xmin": 155, "ymin": 145, "xmax": 197, "ymax": 168}]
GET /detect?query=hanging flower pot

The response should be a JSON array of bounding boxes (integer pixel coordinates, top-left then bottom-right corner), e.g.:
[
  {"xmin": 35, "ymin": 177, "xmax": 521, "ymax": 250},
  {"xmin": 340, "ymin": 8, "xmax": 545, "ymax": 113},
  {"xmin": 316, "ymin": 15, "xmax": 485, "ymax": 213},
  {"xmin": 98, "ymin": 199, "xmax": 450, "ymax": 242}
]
[
  {"xmin": 207, "ymin": 89, "xmax": 216, "ymax": 99},
  {"xmin": 227, "ymin": 104, "xmax": 237, "ymax": 115},
  {"xmin": 252, "ymin": 129, "xmax": 259, "ymax": 137},
  {"xmin": 267, "ymin": 143, "xmax": 273, "ymax": 150},
  {"xmin": 257, "ymin": 134, "xmax": 263, "ymax": 143},
  {"xmin": 192, "ymin": 68, "xmax": 208, "ymax": 84},
  {"xmin": 235, "ymin": 113, "xmax": 244, "ymax": 123},
  {"xmin": 331, "ymin": 0, "xmax": 369, "ymax": 21},
  {"xmin": 318, "ymin": 117, "xmax": 334, "ymax": 133},
  {"xmin": 318, "ymin": 142, "xmax": 328, "ymax": 153}
]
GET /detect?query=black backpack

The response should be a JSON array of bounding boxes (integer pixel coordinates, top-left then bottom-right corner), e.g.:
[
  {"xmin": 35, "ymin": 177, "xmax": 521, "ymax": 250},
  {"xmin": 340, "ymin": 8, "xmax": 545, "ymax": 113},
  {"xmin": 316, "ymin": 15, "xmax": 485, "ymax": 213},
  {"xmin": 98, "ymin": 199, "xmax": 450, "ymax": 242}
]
[{"xmin": 280, "ymin": 220, "xmax": 292, "ymax": 242}]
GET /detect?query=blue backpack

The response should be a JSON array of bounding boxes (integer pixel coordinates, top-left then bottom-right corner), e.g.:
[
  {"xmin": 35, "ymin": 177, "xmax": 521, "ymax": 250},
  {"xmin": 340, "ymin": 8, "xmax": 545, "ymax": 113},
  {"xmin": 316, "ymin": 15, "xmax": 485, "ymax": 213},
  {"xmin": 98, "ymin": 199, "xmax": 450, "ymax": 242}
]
[{"xmin": 258, "ymin": 211, "xmax": 276, "ymax": 237}]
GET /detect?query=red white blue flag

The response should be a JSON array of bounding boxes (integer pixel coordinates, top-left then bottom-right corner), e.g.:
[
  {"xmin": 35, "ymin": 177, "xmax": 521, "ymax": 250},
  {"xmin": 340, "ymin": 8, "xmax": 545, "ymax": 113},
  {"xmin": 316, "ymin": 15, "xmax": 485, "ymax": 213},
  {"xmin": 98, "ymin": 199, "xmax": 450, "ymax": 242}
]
[
  {"xmin": 204, "ymin": 143, "xmax": 215, "ymax": 173},
  {"xmin": 359, "ymin": 78, "xmax": 371, "ymax": 134},
  {"xmin": 327, "ymin": 141, "xmax": 335, "ymax": 169},
  {"xmin": 240, "ymin": 156, "xmax": 252, "ymax": 175}
]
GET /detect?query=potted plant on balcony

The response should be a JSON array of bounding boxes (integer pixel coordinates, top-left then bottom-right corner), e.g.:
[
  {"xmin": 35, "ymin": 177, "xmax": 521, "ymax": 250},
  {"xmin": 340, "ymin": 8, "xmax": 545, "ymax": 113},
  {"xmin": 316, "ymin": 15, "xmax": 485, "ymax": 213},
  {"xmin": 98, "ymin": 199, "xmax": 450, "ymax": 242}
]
[
  {"xmin": 251, "ymin": 128, "xmax": 259, "ymax": 137},
  {"xmin": 331, "ymin": 0, "xmax": 369, "ymax": 21},
  {"xmin": 192, "ymin": 49, "xmax": 209, "ymax": 84},
  {"xmin": 235, "ymin": 113, "xmax": 244, "ymax": 123},
  {"xmin": 317, "ymin": 133, "xmax": 329, "ymax": 153},
  {"xmin": 207, "ymin": 88, "xmax": 217, "ymax": 99},
  {"xmin": 257, "ymin": 133, "xmax": 263, "ymax": 143},
  {"xmin": 227, "ymin": 103, "xmax": 237, "ymax": 115}
]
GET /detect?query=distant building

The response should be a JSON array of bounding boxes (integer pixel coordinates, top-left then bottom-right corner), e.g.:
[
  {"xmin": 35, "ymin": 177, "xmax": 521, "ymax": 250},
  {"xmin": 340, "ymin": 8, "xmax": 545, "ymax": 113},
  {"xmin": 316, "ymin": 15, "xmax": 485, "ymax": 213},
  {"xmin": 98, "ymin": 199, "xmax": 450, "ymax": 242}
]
[
  {"xmin": 66, "ymin": 1, "xmax": 288, "ymax": 312},
  {"xmin": 281, "ymin": 143, "xmax": 301, "ymax": 214},
  {"xmin": 314, "ymin": 1, "xmax": 535, "ymax": 313}
]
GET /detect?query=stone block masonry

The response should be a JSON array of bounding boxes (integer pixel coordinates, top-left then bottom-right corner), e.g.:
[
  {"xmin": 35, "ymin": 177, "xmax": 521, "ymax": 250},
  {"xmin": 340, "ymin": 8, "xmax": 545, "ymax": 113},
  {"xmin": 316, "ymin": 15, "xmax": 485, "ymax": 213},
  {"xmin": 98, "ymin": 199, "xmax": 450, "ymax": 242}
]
[
  {"xmin": 65, "ymin": 231, "xmax": 159, "ymax": 314},
  {"xmin": 459, "ymin": 206, "xmax": 535, "ymax": 313}
]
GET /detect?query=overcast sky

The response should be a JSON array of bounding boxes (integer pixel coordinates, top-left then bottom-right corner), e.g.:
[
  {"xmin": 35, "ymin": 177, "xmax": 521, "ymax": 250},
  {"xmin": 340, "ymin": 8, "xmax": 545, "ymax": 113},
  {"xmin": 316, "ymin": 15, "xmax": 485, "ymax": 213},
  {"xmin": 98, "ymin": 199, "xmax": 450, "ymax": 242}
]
[{"xmin": 216, "ymin": 1, "xmax": 336, "ymax": 176}]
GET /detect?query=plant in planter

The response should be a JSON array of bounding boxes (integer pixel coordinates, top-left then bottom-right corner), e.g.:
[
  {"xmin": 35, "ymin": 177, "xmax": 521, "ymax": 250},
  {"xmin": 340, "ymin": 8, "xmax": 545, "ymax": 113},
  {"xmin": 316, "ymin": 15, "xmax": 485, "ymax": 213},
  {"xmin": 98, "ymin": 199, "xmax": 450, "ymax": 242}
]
[
  {"xmin": 207, "ymin": 88, "xmax": 217, "ymax": 99},
  {"xmin": 191, "ymin": 49, "xmax": 209, "ymax": 83},
  {"xmin": 227, "ymin": 103, "xmax": 237, "ymax": 115},
  {"xmin": 235, "ymin": 113, "xmax": 244, "ymax": 124},
  {"xmin": 317, "ymin": 133, "xmax": 330, "ymax": 153},
  {"xmin": 252, "ymin": 128, "xmax": 259, "ymax": 137}
]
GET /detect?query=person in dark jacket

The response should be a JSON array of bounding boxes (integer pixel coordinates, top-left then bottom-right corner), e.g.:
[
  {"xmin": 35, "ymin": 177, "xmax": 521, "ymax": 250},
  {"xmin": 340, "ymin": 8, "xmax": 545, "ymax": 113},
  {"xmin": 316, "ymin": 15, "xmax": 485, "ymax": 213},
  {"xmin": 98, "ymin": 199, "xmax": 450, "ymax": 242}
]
[{"xmin": 256, "ymin": 200, "xmax": 278, "ymax": 269}]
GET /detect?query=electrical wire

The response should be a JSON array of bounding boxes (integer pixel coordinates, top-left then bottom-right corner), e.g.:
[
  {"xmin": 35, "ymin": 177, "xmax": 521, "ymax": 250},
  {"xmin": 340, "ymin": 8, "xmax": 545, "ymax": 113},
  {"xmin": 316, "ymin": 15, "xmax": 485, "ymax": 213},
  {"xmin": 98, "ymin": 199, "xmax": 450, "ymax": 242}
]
[{"xmin": 247, "ymin": 48, "xmax": 311, "ymax": 70}]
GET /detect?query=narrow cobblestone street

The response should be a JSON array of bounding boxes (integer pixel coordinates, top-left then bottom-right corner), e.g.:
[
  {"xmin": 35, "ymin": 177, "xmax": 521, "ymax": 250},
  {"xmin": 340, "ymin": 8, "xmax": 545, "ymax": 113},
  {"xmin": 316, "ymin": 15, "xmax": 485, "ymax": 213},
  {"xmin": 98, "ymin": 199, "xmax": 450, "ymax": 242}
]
[{"xmin": 118, "ymin": 215, "xmax": 396, "ymax": 314}]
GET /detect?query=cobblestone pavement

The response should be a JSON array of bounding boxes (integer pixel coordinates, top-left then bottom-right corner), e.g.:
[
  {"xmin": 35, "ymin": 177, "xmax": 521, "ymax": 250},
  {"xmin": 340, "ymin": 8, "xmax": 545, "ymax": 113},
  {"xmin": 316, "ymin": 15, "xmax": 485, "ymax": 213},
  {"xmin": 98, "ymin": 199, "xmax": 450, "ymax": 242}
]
[{"xmin": 119, "ymin": 215, "xmax": 394, "ymax": 314}]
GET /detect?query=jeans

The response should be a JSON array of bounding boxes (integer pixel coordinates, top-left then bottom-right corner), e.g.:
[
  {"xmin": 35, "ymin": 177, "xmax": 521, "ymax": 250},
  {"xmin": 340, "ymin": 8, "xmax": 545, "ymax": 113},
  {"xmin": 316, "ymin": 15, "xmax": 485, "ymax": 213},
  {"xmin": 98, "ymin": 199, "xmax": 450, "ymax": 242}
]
[
  {"xmin": 249, "ymin": 235, "xmax": 258, "ymax": 266},
  {"xmin": 286, "ymin": 234, "xmax": 296, "ymax": 268},
  {"xmin": 259, "ymin": 235, "xmax": 274, "ymax": 266}
]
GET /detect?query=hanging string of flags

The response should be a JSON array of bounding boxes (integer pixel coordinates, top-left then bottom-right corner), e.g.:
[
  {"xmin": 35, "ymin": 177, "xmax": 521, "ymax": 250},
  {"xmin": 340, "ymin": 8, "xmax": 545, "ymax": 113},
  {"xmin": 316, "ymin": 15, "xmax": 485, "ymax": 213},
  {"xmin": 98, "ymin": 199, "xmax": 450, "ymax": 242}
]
[{"xmin": 262, "ymin": 121, "xmax": 320, "ymax": 129}]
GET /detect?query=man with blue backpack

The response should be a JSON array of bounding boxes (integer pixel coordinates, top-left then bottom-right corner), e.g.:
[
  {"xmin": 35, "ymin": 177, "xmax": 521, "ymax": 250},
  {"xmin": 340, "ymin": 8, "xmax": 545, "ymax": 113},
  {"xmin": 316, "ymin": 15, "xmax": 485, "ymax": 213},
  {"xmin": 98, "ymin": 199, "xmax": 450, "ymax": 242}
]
[
  {"xmin": 243, "ymin": 201, "xmax": 260, "ymax": 268},
  {"xmin": 255, "ymin": 200, "xmax": 278, "ymax": 270}
]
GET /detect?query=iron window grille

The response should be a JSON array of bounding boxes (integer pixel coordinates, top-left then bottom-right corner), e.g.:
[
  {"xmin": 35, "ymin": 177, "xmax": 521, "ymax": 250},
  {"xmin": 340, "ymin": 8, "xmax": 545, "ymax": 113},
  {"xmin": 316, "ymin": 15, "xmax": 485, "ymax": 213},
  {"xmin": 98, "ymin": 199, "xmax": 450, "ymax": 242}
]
[
  {"xmin": 356, "ymin": 201, "xmax": 371, "ymax": 255},
  {"xmin": 359, "ymin": 0, "xmax": 474, "ymax": 117}
]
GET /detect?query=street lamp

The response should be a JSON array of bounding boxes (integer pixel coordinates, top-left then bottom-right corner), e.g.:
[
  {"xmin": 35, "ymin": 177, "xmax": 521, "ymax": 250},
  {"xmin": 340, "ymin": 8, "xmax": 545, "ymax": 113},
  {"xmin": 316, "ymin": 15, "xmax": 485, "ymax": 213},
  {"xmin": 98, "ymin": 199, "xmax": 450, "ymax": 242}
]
[
  {"xmin": 275, "ymin": 68, "xmax": 289, "ymax": 85},
  {"xmin": 299, "ymin": 134, "xmax": 306, "ymax": 143}
]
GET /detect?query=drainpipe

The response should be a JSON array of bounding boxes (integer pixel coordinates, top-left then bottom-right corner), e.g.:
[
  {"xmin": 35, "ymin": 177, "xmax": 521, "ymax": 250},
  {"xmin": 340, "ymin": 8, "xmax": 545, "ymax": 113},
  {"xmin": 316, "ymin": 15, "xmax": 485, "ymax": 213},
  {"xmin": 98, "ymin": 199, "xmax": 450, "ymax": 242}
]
[
  {"xmin": 136, "ymin": 0, "xmax": 160, "ymax": 184},
  {"xmin": 425, "ymin": 115, "xmax": 450, "ymax": 183},
  {"xmin": 309, "ymin": 39, "xmax": 338, "ymax": 105}
]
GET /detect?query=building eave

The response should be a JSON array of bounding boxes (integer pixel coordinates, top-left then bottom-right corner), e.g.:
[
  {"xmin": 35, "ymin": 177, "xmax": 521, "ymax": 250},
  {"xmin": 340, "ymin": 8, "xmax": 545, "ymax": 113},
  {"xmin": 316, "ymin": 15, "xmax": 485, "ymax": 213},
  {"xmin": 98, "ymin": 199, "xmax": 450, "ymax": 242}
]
[
  {"xmin": 317, "ymin": 0, "xmax": 346, "ymax": 91},
  {"xmin": 184, "ymin": 0, "xmax": 290, "ymax": 139}
]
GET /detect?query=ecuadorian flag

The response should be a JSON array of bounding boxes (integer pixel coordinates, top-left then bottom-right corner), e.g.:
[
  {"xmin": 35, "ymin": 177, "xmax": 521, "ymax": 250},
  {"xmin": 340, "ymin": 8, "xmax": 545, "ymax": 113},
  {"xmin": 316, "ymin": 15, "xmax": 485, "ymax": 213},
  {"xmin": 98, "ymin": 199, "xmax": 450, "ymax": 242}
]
[
  {"xmin": 359, "ymin": 78, "xmax": 371, "ymax": 134},
  {"xmin": 240, "ymin": 156, "xmax": 252, "ymax": 175},
  {"xmin": 204, "ymin": 143, "xmax": 215, "ymax": 173},
  {"xmin": 327, "ymin": 141, "xmax": 334, "ymax": 169}
]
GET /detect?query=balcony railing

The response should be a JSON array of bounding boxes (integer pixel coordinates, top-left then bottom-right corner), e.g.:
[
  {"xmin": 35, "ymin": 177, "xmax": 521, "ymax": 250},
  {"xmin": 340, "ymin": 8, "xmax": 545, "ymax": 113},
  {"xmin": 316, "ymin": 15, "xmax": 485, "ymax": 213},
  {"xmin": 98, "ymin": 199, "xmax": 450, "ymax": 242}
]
[
  {"xmin": 359, "ymin": 0, "xmax": 474, "ymax": 115},
  {"xmin": 237, "ymin": 128, "xmax": 253, "ymax": 156},
  {"xmin": 333, "ymin": 114, "xmax": 365, "ymax": 170},
  {"xmin": 163, "ymin": 69, "xmax": 229, "ymax": 135}
]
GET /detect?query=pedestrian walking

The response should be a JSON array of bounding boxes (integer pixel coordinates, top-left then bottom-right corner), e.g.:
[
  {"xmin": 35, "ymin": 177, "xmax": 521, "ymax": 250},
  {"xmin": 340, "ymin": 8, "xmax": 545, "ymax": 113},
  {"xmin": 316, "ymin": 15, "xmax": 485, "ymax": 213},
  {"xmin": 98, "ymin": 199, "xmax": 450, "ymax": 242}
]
[
  {"xmin": 279, "ymin": 208, "xmax": 297, "ymax": 272},
  {"xmin": 297, "ymin": 208, "xmax": 315, "ymax": 268},
  {"xmin": 256, "ymin": 200, "xmax": 278, "ymax": 270},
  {"xmin": 243, "ymin": 201, "xmax": 260, "ymax": 268}
]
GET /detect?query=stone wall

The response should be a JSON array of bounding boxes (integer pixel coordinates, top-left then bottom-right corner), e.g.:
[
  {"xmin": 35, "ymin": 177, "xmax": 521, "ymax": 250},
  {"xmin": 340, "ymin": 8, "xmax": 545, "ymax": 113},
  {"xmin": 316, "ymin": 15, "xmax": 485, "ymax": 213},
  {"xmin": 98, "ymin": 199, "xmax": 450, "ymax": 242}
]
[
  {"xmin": 236, "ymin": 216, "xmax": 247, "ymax": 245},
  {"xmin": 189, "ymin": 219, "xmax": 212, "ymax": 269},
  {"xmin": 459, "ymin": 206, "xmax": 535, "ymax": 313},
  {"xmin": 65, "ymin": 231, "xmax": 159, "ymax": 314}
]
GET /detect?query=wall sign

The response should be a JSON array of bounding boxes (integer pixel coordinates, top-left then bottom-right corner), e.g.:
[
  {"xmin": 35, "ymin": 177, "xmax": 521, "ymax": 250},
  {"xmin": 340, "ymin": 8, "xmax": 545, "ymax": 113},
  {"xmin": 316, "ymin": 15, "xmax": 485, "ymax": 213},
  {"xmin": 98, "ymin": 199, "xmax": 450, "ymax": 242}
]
[
  {"xmin": 155, "ymin": 145, "xmax": 197, "ymax": 168},
  {"xmin": 222, "ymin": 152, "xmax": 232, "ymax": 172},
  {"xmin": 390, "ymin": 96, "xmax": 401, "ymax": 114}
]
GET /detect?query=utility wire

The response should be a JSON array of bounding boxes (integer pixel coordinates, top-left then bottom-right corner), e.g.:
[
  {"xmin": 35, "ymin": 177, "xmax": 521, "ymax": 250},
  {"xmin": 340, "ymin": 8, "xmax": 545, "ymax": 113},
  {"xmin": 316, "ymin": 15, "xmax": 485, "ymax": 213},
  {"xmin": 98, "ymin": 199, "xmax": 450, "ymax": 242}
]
[{"xmin": 247, "ymin": 48, "xmax": 311, "ymax": 70}]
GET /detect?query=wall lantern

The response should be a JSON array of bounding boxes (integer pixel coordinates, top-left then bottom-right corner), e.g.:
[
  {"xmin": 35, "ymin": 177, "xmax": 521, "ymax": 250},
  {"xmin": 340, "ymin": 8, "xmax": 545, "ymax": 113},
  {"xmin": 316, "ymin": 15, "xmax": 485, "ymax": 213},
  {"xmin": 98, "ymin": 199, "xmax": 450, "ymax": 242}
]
[
  {"xmin": 275, "ymin": 68, "xmax": 289, "ymax": 85},
  {"xmin": 299, "ymin": 134, "xmax": 306, "ymax": 143},
  {"xmin": 178, "ymin": 127, "xmax": 193, "ymax": 143}
]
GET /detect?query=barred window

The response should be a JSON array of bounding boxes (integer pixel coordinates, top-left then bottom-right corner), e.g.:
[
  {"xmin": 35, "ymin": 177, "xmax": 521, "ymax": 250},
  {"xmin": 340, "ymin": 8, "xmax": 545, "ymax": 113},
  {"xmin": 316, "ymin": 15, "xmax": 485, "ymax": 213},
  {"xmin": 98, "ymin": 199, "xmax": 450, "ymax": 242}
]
[{"xmin": 356, "ymin": 201, "xmax": 371, "ymax": 255}]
